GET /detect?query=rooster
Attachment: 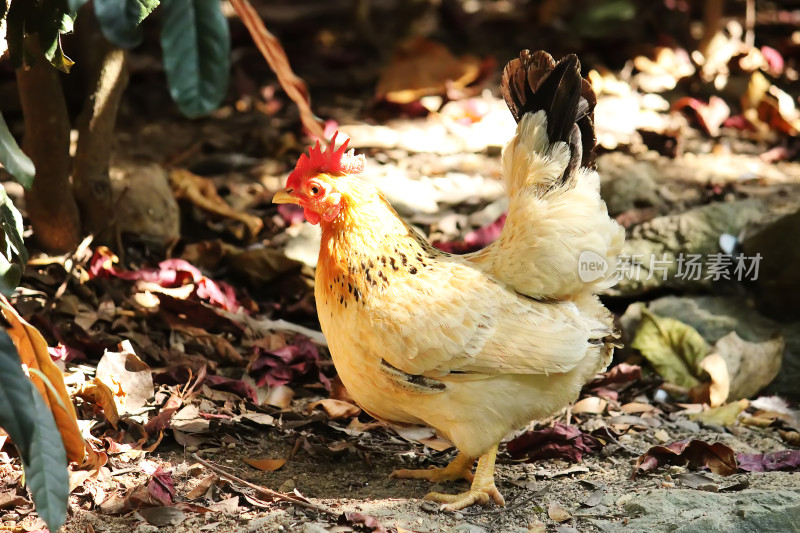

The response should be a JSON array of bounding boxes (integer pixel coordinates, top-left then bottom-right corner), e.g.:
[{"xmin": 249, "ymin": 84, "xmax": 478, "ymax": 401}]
[{"xmin": 273, "ymin": 50, "xmax": 624, "ymax": 511}]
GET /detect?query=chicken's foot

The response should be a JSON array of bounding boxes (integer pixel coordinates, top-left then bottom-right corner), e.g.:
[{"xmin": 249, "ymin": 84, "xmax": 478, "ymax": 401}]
[
  {"xmin": 390, "ymin": 451, "xmax": 475, "ymax": 483},
  {"xmin": 423, "ymin": 444, "xmax": 505, "ymax": 511}
]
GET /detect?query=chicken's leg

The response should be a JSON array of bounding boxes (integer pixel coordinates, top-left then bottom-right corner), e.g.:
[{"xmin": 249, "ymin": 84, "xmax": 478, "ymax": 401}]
[
  {"xmin": 424, "ymin": 444, "xmax": 505, "ymax": 511},
  {"xmin": 390, "ymin": 451, "xmax": 475, "ymax": 482}
]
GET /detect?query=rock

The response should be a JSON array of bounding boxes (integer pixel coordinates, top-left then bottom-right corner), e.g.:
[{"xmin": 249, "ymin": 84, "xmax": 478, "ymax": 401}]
[
  {"xmin": 588, "ymin": 489, "xmax": 800, "ymax": 533},
  {"xmin": 609, "ymin": 199, "xmax": 765, "ymax": 297},
  {"xmin": 597, "ymin": 155, "xmax": 660, "ymax": 216},
  {"xmin": 742, "ymin": 209, "xmax": 800, "ymax": 319},
  {"xmin": 110, "ymin": 159, "xmax": 180, "ymax": 247}
]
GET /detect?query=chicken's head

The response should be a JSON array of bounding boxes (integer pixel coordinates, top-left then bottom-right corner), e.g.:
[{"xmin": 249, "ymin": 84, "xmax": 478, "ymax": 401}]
[{"xmin": 272, "ymin": 132, "xmax": 366, "ymax": 225}]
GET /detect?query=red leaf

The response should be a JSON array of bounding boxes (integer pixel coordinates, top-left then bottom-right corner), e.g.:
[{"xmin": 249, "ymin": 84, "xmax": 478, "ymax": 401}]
[
  {"xmin": 737, "ymin": 450, "xmax": 800, "ymax": 472},
  {"xmin": 507, "ymin": 423, "xmax": 603, "ymax": 463},
  {"xmin": 634, "ymin": 440, "xmax": 738, "ymax": 477}
]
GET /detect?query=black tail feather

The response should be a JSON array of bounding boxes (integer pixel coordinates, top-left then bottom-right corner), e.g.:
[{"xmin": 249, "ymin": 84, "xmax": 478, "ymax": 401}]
[{"xmin": 501, "ymin": 50, "xmax": 597, "ymax": 174}]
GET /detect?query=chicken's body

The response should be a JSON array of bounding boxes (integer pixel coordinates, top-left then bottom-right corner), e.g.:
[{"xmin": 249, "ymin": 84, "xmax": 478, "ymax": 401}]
[{"xmin": 274, "ymin": 50, "xmax": 624, "ymax": 510}]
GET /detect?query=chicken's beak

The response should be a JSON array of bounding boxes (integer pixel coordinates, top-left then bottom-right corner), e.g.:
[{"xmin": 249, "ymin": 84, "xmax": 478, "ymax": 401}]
[{"xmin": 272, "ymin": 189, "xmax": 300, "ymax": 205}]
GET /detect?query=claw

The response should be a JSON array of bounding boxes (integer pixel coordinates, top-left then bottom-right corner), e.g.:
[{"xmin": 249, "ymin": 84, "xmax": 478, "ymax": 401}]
[
  {"xmin": 419, "ymin": 444, "xmax": 504, "ymax": 511},
  {"xmin": 390, "ymin": 452, "xmax": 475, "ymax": 483}
]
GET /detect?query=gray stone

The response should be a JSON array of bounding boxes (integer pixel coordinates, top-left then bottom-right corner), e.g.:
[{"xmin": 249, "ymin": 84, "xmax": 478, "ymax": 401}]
[
  {"xmin": 587, "ymin": 489, "xmax": 800, "ymax": 533},
  {"xmin": 608, "ymin": 199, "xmax": 765, "ymax": 297}
]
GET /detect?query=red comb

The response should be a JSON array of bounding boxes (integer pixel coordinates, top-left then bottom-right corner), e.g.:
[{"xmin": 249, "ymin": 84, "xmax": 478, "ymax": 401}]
[{"xmin": 286, "ymin": 132, "xmax": 366, "ymax": 190}]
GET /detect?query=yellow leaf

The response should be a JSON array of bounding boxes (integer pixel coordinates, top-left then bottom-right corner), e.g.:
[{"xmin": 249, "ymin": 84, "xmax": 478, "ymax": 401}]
[
  {"xmin": 572, "ymin": 397, "xmax": 607, "ymax": 414},
  {"xmin": 631, "ymin": 309, "xmax": 709, "ymax": 388},
  {"xmin": 691, "ymin": 399, "xmax": 749, "ymax": 426},
  {"xmin": 0, "ymin": 296, "xmax": 85, "ymax": 463},
  {"xmin": 75, "ymin": 378, "xmax": 120, "ymax": 429}
]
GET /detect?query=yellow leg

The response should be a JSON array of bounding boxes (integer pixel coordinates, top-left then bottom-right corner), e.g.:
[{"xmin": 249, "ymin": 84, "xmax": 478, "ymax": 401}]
[
  {"xmin": 390, "ymin": 451, "xmax": 475, "ymax": 483},
  {"xmin": 424, "ymin": 444, "xmax": 505, "ymax": 511}
]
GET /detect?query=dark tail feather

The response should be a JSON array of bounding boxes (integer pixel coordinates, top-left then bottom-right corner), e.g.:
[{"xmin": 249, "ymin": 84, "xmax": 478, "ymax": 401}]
[{"xmin": 501, "ymin": 50, "xmax": 598, "ymax": 179}]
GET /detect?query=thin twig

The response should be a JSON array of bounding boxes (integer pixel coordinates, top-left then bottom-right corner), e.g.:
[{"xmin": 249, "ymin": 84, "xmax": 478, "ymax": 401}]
[{"xmin": 192, "ymin": 453, "xmax": 337, "ymax": 516}]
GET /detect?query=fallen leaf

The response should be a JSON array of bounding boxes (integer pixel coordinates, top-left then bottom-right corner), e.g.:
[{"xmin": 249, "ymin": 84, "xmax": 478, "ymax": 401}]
[
  {"xmin": 186, "ymin": 474, "xmax": 217, "ymax": 500},
  {"xmin": 631, "ymin": 309, "xmax": 709, "ymax": 388},
  {"xmin": 95, "ymin": 341, "xmax": 154, "ymax": 416},
  {"xmin": 243, "ymin": 458, "xmax": 286, "ymax": 471},
  {"xmin": 572, "ymin": 397, "xmax": 607, "ymax": 415},
  {"xmin": 698, "ymin": 352, "xmax": 729, "ymax": 407},
  {"xmin": 507, "ymin": 423, "xmax": 602, "ymax": 463},
  {"xmin": 74, "ymin": 377, "xmax": 121, "ymax": 428},
  {"xmin": 710, "ymin": 332, "xmax": 783, "ymax": 402},
  {"xmin": 691, "ymin": 399, "xmax": 749, "ymax": 426},
  {"xmin": 737, "ymin": 450, "xmax": 800, "ymax": 472},
  {"xmin": 264, "ymin": 385, "xmax": 294, "ymax": 408},
  {"xmin": 548, "ymin": 502, "xmax": 572, "ymax": 522},
  {"xmin": 308, "ymin": 399, "xmax": 361, "ymax": 419},
  {"xmin": 170, "ymin": 169, "xmax": 263, "ymax": 239},
  {"xmin": 376, "ymin": 37, "xmax": 482, "ymax": 104},
  {"xmin": 633, "ymin": 440, "xmax": 738, "ymax": 477},
  {"xmin": 675, "ymin": 472, "xmax": 718, "ymax": 491}
]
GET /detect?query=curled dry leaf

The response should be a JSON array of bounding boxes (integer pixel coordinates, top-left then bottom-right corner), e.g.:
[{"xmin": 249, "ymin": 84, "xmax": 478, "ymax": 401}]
[
  {"xmin": 170, "ymin": 169, "xmax": 264, "ymax": 239},
  {"xmin": 308, "ymin": 399, "xmax": 361, "ymax": 420},
  {"xmin": 633, "ymin": 439, "xmax": 738, "ymax": 478},
  {"xmin": 671, "ymin": 96, "xmax": 730, "ymax": 137},
  {"xmin": 572, "ymin": 397, "xmax": 607, "ymax": 415},
  {"xmin": 0, "ymin": 296, "xmax": 85, "ymax": 463},
  {"xmin": 74, "ymin": 377, "xmax": 120, "ymax": 428},
  {"xmin": 243, "ymin": 458, "xmax": 287, "ymax": 472}
]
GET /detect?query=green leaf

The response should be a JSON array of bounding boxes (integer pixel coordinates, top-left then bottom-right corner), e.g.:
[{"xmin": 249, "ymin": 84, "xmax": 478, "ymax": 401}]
[
  {"xmin": 94, "ymin": 0, "xmax": 159, "ymax": 49},
  {"xmin": 38, "ymin": 0, "xmax": 75, "ymax": 73},
  {"xmin": 0, "ymin": 184, "xmax": 28, "ymax": 295},
  {"xmin": 0, "ymin": 112, "xmax": 34, "ymax": 188},
  {"xmin": 160, "ymin": 0, "xmax": 230, "ymax": 118},
  {"xmin": 0, "ymin": 330, "xmax": 68, "ymax": 532},
  {"xmin": 631, "ymin": 308, "xmax": 710, "ymax": 388}
]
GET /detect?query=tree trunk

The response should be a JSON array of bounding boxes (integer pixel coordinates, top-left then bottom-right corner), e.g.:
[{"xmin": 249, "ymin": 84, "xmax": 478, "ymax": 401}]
[
  {"xmin": 16, "ymin": 38, "xmax": 81, "ymax": 253},
  {"xmin": 73, "ymin": 9, "xmax": 129, "ymax": 244}
]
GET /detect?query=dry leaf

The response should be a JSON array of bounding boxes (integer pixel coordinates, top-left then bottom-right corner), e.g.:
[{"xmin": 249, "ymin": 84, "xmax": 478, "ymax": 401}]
[
  {"xmin": 0, "ymin": 296, "xmax": 85, "ymax": 463},
  {"xmin": 634, "ymin": 440, "xmax": 738, "ymax": 477},
  {"xmin": 75, "ymin": 378, "xmax": 121, "ymax": 428},
  {"xmin": 620, "ymin": 402, "xmax": 657, "ymax": 414},
  {"xmin": 95, "ymin": 342, "xmax": 154, "ymax": 417},
  {"xmin": 186, "ymin": 474, "xmax": 218, "ymax": 500},
  {"xmin": 264, "ymin": 385, "xmax": 294, "ymax": 409},
  {"xmin": 698, "ymin": 352, "xmax": 729, "ymax": 407},
  {"xmin": 547, "ymin": 502, "xmax": 572, "ymax": 522},
  {"xmin": 691, "ymin": 399, "xmax": 749, "ymax": 426},
  {"xmin": 243, "ymin": 458, "xmax": 286, "ymax": 472},
  {"xmin": 711, "ymin": 332, "xmax": 784, "ymax": 401},
  {"xmin": 376, "ymin": 37, "xmax": 482, "ymax": 104},
  {"xmin": 170, "ymin": 169, "xmax": 264, "ymax": 239},
  {"xmin": 572, "ymin": 397, "xmax": 607, "ymax": 415},
  {"xmin": 308, "ymin": 399, "xmax": 361, "ymax": 419}
]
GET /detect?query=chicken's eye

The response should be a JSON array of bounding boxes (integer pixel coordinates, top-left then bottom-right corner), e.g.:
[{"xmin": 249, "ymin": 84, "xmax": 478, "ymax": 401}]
[{"xmin": 309, "ymin": 184, "xmax": 321, "ymax": 196}]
